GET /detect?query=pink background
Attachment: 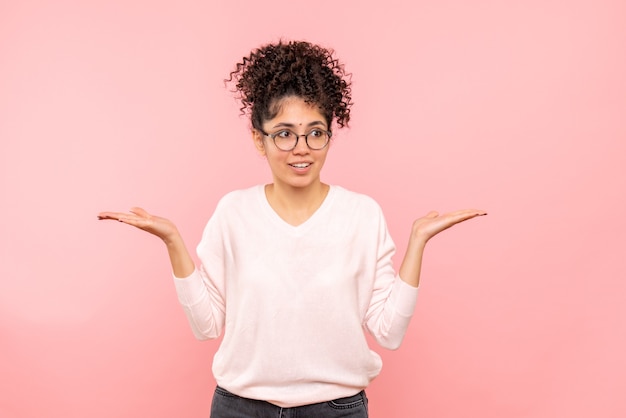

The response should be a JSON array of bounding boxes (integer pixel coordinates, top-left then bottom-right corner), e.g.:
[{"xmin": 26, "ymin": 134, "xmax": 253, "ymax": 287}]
[{"xmin": 1, "ymin": 0, "xmax": 625, "ymax": 417}]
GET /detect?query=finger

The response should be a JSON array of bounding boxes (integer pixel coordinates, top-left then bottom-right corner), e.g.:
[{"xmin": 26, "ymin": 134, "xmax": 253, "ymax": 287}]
[
  {"xmin": 118, "ymin": 216, "xmax": 145, "ymax": 227},
  {"xmin": 462, "ymin": 209, "xmax": 487, "ymax": 218},
  {"xmin": 97, "ymin": 211, "xmax": 125, "ymax": 220},
  {"xmin": 98, "ymin": 211, "xmax": 142, "ymax": 224},
  {"xmin": 444, "ymin": 208, "xmax": 485, "ymax": 216},
  {"xmin": 441, "ymin": 209, "xmax": 486, "ymax": 220},
  {"xmin": 129, "ymin": 207, "xmax": 150, "ymax": 218},
  {"xmin": 445, "ymin": 209, "xmax": 488, "ymax": 225},
  {"xmin": 424, "ymin": 211, "xmax": 439, "ymax": 219},
  {"xmin": 463, "ymin": 209, "xmax": 487, "ymax": 216}
]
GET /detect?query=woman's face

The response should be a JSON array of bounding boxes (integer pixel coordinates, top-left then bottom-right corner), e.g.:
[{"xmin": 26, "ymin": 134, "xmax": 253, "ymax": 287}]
[{"xmin": 253, "ymin": 96, "xmax": 330, "ymax": 191}]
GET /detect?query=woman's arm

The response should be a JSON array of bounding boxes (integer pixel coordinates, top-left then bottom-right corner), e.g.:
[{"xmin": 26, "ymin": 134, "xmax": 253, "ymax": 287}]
[
  {"xmin": 99, "ymin": 207, "xmax": 226, "ymax": 339},
  {"xmin": 399, "ymin": 209, "xmax": 487, "ymax": 288},
  {"xmin": 97, "ymin": 207, "xmax": 195, "ymax": 278}
]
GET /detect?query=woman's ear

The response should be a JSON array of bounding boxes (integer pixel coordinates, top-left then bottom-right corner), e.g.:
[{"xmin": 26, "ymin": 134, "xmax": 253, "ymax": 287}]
[{"xmin": 252, "ymin": 129, "xmax": 266, "ymax": 156}]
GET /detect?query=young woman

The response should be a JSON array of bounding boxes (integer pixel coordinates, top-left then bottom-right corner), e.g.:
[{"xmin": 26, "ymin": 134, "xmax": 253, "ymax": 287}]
[{"xmin": 98, "ymin": 40, "xmax": 486, "ymax": 417}]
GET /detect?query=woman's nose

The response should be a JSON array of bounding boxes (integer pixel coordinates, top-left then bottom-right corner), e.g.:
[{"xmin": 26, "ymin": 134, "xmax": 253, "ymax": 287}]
[{"xmin": 292, "ymin": 135, "xmax": 310, "ymax": 153}]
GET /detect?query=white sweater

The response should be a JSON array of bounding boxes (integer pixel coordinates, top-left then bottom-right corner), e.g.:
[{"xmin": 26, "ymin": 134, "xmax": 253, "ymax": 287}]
[{"xmin": 174, "ymin": 185, "xmax": 419, "ymax": 407}]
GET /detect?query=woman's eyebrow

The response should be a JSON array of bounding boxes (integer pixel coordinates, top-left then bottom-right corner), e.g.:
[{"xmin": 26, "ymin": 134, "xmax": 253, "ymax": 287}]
[{"xmin": 272, "ymin": 120, "xmax": 326, "ymax": 129}]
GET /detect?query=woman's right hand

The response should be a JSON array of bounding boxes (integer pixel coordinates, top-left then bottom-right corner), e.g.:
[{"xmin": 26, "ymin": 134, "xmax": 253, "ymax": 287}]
[
  {"xmin": 98, "ymin": 207, "xmax": 195, "ymax": 277},
  {"xmin": 97, "ymin": 207, "xmax": 179, "ymax": 244}
]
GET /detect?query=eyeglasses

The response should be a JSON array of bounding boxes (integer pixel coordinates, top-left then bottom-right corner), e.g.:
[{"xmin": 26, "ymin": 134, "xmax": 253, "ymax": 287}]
[{"xmin": 259, "ymin": 128, "xmax": 332, "ymax": 151}]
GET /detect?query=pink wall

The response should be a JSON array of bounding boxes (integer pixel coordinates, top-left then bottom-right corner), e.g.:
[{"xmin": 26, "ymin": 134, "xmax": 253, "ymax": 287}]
[{"xmin": 2, "ymin": 0, "xmax": 625, "ymax": 416}]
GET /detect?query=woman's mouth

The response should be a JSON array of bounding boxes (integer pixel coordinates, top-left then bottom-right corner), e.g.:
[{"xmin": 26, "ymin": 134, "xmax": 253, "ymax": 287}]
[{"xmin": 289, "ymin": 163, "xmax": 311, "ymax": 168}]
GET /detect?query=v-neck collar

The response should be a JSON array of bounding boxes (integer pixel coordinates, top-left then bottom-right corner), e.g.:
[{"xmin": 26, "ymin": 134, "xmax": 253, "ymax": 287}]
[{"xmin": 257, "ymin": 184, "xmax": 336, "ymax": 235}]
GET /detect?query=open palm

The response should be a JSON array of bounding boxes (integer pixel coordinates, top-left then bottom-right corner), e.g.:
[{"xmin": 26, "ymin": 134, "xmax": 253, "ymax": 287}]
[
  {"xmin": 412, "ymin": 209, "xmax": 487, "ymax": 243},
  {"xmin": 97, "ymin": 207, "xmax": 178, "ymax": 242}
]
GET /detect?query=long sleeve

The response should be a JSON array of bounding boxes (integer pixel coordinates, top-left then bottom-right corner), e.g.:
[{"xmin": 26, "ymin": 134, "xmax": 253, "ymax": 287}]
[
  {"xmin": 363, "ymin": 205, "xmax": 419, "ymax": 350},
  {"xmin": 173, "ymin": 199, "xmax": 229, "ymax": 340},
  {"xmin": 174, "ymin": 265, "xmax": 225, "ymax": 340}
]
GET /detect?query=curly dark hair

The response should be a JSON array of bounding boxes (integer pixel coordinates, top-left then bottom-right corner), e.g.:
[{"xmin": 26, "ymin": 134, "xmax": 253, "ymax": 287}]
[{"xmin": 227, "ymin": 40, "xmax": 352, "ymax": 130}]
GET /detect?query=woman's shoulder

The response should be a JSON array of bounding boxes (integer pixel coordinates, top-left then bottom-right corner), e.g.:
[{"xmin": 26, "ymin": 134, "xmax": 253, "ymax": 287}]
[
  {"xmin": 330, "ymin": 185, "xmax": 384, "ymax": 214},
  {"xmin": 219, "ymin": 184, "xmax": 261, "ymax": 201},
  {"xmin": 213, "ymin": 185, "xmax": 264, "ymax": 212}
]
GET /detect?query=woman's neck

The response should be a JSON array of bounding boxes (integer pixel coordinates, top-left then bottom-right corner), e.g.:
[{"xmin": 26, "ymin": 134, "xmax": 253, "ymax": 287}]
[{"xmin": 264, "ymin": 182, "xmax": 330, "ymax": 226}]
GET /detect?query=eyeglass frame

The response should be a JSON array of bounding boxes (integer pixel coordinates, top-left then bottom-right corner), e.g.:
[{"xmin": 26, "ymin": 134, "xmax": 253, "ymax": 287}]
[{"xmin": 258, "ymin": 128, "xmax": 332, "ymax": 151}]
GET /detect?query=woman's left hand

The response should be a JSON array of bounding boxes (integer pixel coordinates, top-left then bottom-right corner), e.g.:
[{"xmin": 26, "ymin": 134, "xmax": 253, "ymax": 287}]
[
  {"xmin": 399, "ymin": 209, "xmax": 487, "ymax": 288},
  {"xmin": 411, "ymin": 209, "xmax": 487, "ymax": 244}
]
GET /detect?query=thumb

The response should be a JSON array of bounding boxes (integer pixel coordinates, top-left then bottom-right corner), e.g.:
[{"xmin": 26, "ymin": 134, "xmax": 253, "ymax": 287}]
[
  {"xmin": 129, "ymin": 207, "xmax": 150, "ymax": 217},
  {"xmin": 424, "ymin": 211, "xmax": 439, "ymax": 219}
]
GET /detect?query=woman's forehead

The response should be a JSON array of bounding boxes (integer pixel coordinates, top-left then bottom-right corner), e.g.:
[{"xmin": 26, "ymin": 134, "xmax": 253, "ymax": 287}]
[{"xmin": 268, "ymin": 97, "xmax": 325, "ymax": 123}]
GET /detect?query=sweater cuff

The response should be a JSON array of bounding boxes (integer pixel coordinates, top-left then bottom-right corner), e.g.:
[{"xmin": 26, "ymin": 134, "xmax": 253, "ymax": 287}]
[
  {"xmin": 173, "ymin": 268, "xmax": 205, "ymax": 306},
  {"xmin": 390, "ymin": 275, "xmax": 419, "ymax": 317}
]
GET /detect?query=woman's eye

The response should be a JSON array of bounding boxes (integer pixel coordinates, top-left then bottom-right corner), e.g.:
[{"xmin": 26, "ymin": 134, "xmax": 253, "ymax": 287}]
[
  {"xmin": 276, "ymin": 130, "xmax": 293, "ymax": 138},
  {"xmin": 308, "ymin": 129, "xmax": 323, "ymax": 137}
]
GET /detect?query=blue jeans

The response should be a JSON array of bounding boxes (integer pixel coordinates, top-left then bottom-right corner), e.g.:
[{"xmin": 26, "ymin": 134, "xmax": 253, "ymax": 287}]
[{"xmin": 210, "ymin": 386, "xmax": 369, "ymax": 418}]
